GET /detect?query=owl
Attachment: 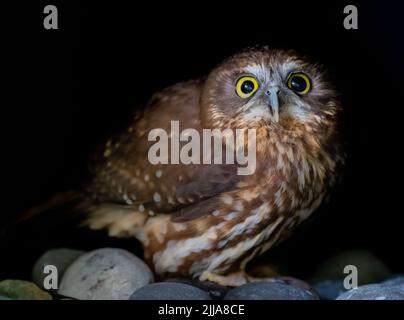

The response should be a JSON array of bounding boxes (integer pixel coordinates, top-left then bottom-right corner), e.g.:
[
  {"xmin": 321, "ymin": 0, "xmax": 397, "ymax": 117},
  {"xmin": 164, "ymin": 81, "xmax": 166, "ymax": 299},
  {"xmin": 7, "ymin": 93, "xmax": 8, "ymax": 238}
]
[{"xmin": 38, "ymin": 47, "xmax": 344, "ymax": 286}]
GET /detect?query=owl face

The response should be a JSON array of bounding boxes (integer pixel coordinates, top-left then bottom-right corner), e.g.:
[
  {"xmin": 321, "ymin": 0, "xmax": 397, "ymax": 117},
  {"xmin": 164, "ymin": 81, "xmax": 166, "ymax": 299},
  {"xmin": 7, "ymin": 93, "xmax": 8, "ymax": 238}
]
[{"xmin": 201, "ymin": 48, "xmax": 339, "ymax": 130}]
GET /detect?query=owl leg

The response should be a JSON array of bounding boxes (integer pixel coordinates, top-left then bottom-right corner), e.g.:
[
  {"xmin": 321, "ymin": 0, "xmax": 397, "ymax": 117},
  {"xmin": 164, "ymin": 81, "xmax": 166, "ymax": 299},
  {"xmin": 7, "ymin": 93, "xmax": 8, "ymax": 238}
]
[
  {"xmin": 199, "ymin": 270, "xmax": 282, "ymax": 287},
  {"xmin": 199, "ymin": 270, "xmax": 250, "ymax": 287}
]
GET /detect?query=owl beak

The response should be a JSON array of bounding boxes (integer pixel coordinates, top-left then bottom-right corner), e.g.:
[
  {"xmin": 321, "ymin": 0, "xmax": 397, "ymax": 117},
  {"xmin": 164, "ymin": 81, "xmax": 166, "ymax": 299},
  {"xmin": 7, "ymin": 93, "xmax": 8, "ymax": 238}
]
[{"xmin": 265, "ymin": 87, "xmax": 280, "ymax": 122}]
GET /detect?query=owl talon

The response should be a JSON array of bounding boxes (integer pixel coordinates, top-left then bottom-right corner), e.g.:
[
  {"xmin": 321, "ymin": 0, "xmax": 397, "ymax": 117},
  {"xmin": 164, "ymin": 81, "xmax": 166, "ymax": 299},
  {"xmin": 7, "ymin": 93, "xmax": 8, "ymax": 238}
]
[{"xmin": 199, "ymin": 270, "xmax": 249, "ymax": 287}]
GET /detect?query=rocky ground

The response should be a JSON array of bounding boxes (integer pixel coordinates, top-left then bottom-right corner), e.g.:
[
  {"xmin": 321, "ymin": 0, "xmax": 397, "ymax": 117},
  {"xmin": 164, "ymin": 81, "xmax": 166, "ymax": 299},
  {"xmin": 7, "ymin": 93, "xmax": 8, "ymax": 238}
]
[{"xmin": 0, "ymin": 248, "xmax": 403, "ymax": 300}]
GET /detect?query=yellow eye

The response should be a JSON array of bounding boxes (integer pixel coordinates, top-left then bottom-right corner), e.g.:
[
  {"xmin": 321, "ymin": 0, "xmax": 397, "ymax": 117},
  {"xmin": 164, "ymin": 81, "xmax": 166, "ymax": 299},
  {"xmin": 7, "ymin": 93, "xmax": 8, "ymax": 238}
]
[
  {"xmin": 235, "ymin": 76, "xmax": 259, "ymax": 98},
  {"xmin": 287, "ymin": 72, "xmax": 311, "ymax": 95}
]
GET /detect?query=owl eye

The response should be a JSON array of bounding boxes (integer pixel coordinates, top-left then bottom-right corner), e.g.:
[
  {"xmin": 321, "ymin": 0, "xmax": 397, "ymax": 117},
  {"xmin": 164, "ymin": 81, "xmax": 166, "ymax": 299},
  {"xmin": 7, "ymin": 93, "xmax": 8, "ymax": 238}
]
[
  {"xmin": 287, "ymin": 73, "xmax": 311, "ymax": 95},
  {"xmin": 235, "ymin": 76, "xmax": 259, "ymax": 98}
]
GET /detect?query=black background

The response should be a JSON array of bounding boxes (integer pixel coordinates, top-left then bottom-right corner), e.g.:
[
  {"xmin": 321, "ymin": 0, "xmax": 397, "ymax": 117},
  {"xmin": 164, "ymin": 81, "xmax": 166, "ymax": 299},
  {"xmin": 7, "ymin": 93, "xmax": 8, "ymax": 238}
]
[{"xmin": 1, "ymin": 1, "xmax": 403, "ymax": 281}]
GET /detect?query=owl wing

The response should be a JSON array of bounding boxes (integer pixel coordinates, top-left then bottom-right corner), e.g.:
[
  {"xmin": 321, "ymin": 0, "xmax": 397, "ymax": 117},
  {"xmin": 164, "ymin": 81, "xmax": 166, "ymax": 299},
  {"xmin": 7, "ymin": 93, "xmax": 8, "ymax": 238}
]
[{"xmin": 88, "ymin": 79, "xmax": 241, "ymax": 216}]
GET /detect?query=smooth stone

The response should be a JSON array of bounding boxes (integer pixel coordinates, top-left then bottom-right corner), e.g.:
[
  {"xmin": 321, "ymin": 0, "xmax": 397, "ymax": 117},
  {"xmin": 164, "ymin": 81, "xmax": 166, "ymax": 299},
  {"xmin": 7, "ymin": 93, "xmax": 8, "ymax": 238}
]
[
  {"xmin": 313, "ymin": 279, "xmax": 347, "ymax": 300},
  {"xmin": 130, "ymin": 282, "xmax": 212, "ymax": 300},
  {"xmin": 270, "ymin": 277, "xmax": 319, "ymax": 299},
  {"xmin": 225, "ymin": 281, "xmax": 319, "ymax": 300},
  {"xmin": 0, "ymin": 280, "xmax": 52, "ymax": 300},
  {"xmin": 164, "ymin": 278, "xmax": 229, "ymax": 300},
  {"xmin": 58, "ymin": 248, "xmax": 153, "ymax": 300},
  {"xmin": 32, "ymin": 248, "xmax": 85, "ymax": 290},
  {"xmin": 311, "ymin": 250, "xmax": 391, "ymax": 285},
  {"xmin": 381, "ymin": 275, "xmax": 404, "ymax": 287},
  {"xmin": 337, "ymin": 283, "xmax": 404, "ymax": 300}
]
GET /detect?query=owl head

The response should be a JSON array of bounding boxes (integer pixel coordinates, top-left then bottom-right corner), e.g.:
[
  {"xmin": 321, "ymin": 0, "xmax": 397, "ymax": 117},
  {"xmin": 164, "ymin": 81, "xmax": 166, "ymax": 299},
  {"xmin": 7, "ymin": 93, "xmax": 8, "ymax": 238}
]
[{"xmin": 200, "ymin": 47, "xmax": 340, "ymax": 133}]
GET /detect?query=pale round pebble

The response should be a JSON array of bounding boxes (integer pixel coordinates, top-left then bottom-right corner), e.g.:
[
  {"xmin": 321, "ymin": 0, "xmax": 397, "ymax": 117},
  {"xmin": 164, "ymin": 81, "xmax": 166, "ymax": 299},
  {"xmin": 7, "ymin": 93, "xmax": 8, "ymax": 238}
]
[{"xmin": 58, "ymin": 248, "xmax": 153, "ymax": 300}]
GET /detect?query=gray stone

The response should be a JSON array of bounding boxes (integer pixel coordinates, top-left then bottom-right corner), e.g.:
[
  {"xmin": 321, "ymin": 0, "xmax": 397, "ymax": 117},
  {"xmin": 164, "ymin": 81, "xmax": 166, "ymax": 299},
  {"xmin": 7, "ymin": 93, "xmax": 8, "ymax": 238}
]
[
  {"xmin": 225, "ymin": 281, "xmax": 319, "ymax": 300},
  {"xmin": 164, "ymin": 278, "xmax": 229, "ymax": 299},
  {"xmin": 58, "ymin": 248, "xmax": 153, "ymax": 300},
  {"xmin": 337, "ymin": 283, "xmax": 404, "ymax": 300},
  {"xmin": 130, "ymin": 282, "xmax": 212, "ymax": 300},
  {"xmin": 381, "ymin": 275, "xmax": 404, "ymax": 287},
  {"xmin": 32, "ymin": 248, "xmax": 85, "ymax": 290},
  {"xmin": 271, "ymin": 277, "xmax": 319, "ymax": 299},
  {"xmin": 313, "ymin": 279, "xmax": 347, "ymax": 300}
]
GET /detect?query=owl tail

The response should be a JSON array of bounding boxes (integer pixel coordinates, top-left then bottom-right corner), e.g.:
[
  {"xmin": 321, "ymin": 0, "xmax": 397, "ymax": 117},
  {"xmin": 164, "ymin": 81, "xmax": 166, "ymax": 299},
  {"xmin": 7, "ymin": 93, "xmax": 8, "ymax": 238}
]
[{"xmin": 1, "ymin": 191, "xmax": 93, "ymax": 240}]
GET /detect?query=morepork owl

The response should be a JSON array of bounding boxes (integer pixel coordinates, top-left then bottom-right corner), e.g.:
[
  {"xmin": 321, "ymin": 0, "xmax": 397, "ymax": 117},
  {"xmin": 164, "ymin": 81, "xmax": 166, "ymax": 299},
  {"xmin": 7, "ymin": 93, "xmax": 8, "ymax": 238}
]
[{"xmin": 27, "ymin": 47, "xmax": 344, "ymax": 286}]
